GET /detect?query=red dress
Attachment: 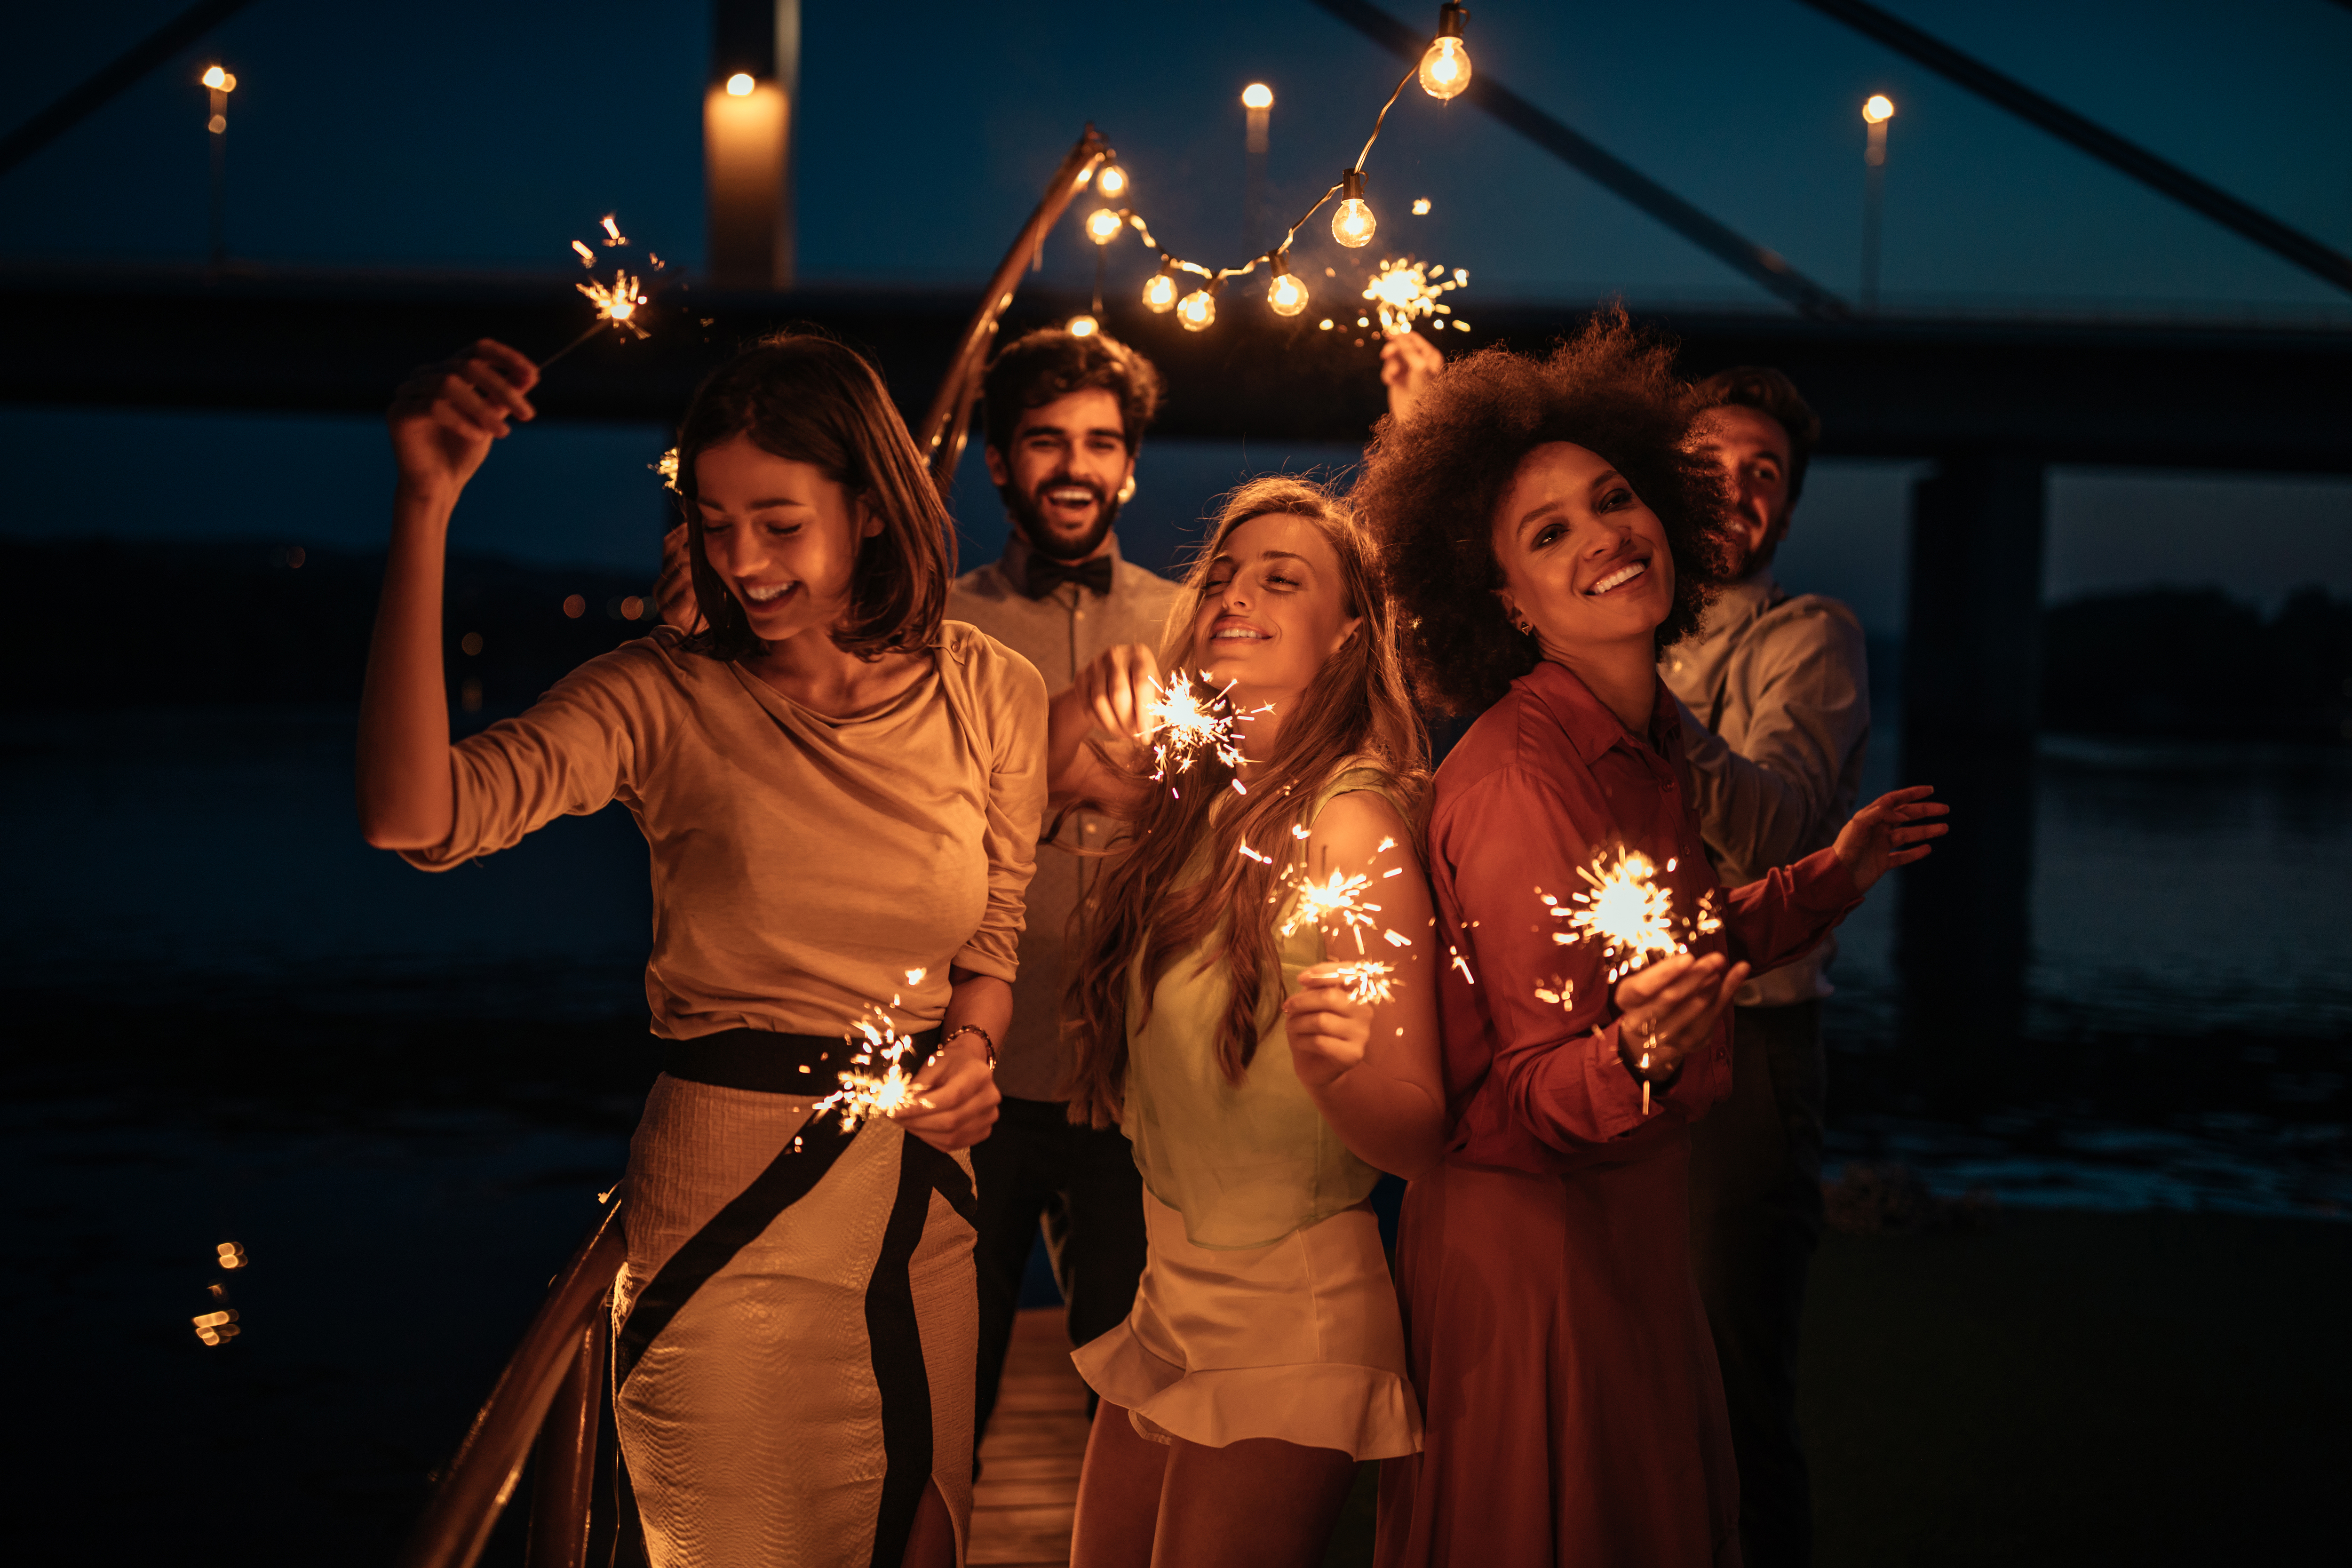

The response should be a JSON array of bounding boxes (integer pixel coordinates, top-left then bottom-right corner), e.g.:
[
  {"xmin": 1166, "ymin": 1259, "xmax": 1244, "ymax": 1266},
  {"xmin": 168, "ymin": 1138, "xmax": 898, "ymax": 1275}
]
[{"xmin": 1376, "ymin": 661, "xmax": 1859, "ymax": 1568}]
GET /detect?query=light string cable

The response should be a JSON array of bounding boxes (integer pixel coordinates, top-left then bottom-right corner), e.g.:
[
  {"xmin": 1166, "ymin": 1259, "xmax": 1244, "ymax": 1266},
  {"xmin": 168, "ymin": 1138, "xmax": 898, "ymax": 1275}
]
[{"xmin": 1075, "ymin": 2, "xmax": 1472, "ymax": 329}]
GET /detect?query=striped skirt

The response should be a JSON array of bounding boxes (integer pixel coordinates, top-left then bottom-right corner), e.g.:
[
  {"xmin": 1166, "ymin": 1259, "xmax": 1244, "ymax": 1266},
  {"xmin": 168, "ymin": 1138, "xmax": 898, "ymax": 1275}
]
[{"xmin": 612, "ymin": 1072, "xmax": 978, "ymax": 1567}]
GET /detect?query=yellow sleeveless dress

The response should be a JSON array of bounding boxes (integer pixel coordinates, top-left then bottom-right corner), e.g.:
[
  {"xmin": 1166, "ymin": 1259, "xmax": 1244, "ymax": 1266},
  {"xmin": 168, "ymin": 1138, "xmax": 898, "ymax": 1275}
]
[{"xmin": 1071, "ymin": 764, "xmax": 1423, "ymax": 1460}]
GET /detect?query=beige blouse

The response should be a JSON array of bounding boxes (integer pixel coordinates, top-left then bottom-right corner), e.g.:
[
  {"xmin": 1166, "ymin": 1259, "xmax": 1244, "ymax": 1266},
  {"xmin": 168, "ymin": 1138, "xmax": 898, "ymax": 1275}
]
[{"xmin": 402, "ymin": 622, "xmax": 1047, "ymax": 1041}]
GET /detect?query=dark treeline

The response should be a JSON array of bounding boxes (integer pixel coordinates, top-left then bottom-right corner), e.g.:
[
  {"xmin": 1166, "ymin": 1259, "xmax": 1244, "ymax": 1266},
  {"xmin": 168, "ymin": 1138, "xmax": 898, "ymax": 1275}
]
[
  {"xmin": 1, "ymin": 537, "xmax": 657, "ymax": 712},
  {"xmin": 2041, "ymin": 586, "xmax": 2352, "ymax": 742}
]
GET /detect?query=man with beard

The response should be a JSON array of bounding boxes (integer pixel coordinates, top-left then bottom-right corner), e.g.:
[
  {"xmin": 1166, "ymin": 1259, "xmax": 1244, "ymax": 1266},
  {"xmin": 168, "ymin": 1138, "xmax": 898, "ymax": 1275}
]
[{"xmin": 948, "ymin": 327, "xmax": 1181, "ymax": 1445}]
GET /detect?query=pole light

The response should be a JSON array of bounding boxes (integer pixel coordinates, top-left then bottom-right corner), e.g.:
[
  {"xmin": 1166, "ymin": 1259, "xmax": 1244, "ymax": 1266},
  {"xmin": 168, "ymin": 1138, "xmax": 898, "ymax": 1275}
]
[
  {"xmin": 200, "ymin": 64, "xmax": 237, "ymax": 270},
  {"xmin": 1861, "ymin": 94, "xmax": 1895, "ymax": 311},
  {"xmin": 1242, "ymin": 83, "xmax": 1272, "ymax": 255}
]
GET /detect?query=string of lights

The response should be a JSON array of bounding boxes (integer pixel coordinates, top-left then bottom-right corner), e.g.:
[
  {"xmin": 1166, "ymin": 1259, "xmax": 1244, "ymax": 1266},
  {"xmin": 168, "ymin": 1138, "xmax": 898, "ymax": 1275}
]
[{"xmin": 1070, "ymin": 1, "xmax": 1474, "ymax": 337}]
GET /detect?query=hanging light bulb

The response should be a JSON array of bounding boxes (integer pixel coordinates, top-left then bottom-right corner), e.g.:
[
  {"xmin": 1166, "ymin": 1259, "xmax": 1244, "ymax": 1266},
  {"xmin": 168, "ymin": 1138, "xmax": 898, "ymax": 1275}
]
[
  {"xmin": 1331, "ymin": 168, "xmax": 1376, "ymax": 249},
  {"xmin": 1418, "ymin": 4, "xmax": 1472, "ymax": 101},
  {"xmin": 1176, "ymin": 284, "xmax": 1218, "ymax": 332},
  {"xmin": 1265, "ymin": 252, "xmax": 1310, "ymax": 317},
  {"xmin": 1084, "ymin": 208, "xmax": 1124, "ymax": 245},
  {"xmin": 1096, "ymin": 164, "xmax": 1129, "ymax": 201},
  {"xmin": 1142, "ymin": 263, "xmax": 1180, "ymax": 313},
  {"xmin": 1067, "ymin": 314, "xmax": 1100, "ymax": 338}
]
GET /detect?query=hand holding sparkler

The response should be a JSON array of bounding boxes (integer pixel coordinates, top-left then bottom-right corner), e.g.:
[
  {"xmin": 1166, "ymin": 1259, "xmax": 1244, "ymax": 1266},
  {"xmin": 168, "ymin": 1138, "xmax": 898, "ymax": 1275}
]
[
  {"xmin": 1831, "ymin": 785, "xmax": 1951, "ymax": 891},
  {"xmin": 1282, "ymin": 961, "xmax": 1383, "ymax": 1088},
  {"xmin": 1380, "ymin": 328, "xmax": 1445, "ymax": 425},
  {"xmin": 1610, "ymin": 951, "xmax": 1749, "ymax": 1114},
  {"xmin": 387, "ymin": 339, "xmax": 540, "ymax": 501}
]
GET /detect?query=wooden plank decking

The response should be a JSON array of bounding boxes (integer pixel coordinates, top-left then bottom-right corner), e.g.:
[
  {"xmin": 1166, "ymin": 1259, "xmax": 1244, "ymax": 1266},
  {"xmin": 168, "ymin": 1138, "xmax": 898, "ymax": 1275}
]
[{"xmin": 968, "ymin": 1306, "xmax": 1088, "ymax": 1567}]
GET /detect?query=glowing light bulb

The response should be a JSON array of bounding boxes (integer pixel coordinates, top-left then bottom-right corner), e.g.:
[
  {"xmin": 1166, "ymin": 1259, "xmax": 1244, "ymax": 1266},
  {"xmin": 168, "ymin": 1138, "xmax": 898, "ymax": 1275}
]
[
  {"xmin": 1176, "ymin": 287, "xmax": 1217, "ymax": 331},
  {"xmin": 1241, "ymin": 82, "xmax": 1274, "ymax": 111},
  {"xmin": 1419, "ymin": 36, "xmax": 1470, "ymax": 99},
  {"xmin": 1332, "ymin": 167, "xmax": 1377, "ymax": 249},
  {"xmin": 1085, "ymin": 207, "xmax": 1124, "ymax": 245},
  {"xmin": 1266, "ymin": 254, "xmax": 1309, "ymax": 317},
  {"xmin": 1067, "ymin": 314, "xmax": 1100, "ymax": 337},
  {"xmin": 1096, "ymin": 164, "xmax": 1129, "ymax": 200},
  {"xmin": 1142, "ymin": 269, "xmax": 1179, "ymax": 313},
  {"xmin": 1862, "ymin": 94, "xmax": 1896, "ymax": 124},
  {"xmin": 201, "ymin": 66, "xmax": 228, "ymax": 90},
  {"xmin": 725, "ymin": 72, "xmax": 755, "ymax": 96},
  {"xmin": 1419, "ymin": 5, "xmax": 1472, "ymax": 100}
]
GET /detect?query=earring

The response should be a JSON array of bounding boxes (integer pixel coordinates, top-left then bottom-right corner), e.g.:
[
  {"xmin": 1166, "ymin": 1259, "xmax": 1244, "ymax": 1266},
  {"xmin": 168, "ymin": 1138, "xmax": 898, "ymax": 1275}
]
[
  {"xmin": 1515, "ymin": 617, "xmax": 1534, "ymax": 635},
  {"xmin": 1116, "ymin": 475, "xmax": 1137, "ymax": 505}
]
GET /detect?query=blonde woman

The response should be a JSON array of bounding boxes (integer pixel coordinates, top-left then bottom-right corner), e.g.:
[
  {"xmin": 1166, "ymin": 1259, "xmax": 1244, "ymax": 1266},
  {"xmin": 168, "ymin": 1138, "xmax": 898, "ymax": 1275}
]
[{"xmin": 1048, "ymin": 478, "xmax": 1445, "ymax": 1568}]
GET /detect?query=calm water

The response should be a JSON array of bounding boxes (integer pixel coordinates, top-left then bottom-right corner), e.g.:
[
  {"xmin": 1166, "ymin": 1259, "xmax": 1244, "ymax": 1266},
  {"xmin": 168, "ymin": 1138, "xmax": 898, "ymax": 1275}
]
[{"xmin": 10, "ymin": 703, "xmax": 2345, "ymax": 1216}]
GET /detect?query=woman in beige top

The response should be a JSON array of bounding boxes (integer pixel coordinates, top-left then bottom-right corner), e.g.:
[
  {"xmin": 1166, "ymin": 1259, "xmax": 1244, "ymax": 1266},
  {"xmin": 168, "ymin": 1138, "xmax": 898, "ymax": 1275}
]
[
  {"xmin": 360, "ymin": 334, "xmax": 1045, "ymax": 1568},
  {"xmin": 1046, "ymin": 478, "xmax": 1446, "ymax": 1568}
]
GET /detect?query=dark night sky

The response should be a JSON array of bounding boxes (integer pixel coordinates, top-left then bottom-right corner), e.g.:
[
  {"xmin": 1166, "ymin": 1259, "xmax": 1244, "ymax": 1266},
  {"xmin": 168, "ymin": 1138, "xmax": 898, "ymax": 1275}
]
[{"xmin": 4, "ymin": 0, "xmax": 2348, "ymax": 627}]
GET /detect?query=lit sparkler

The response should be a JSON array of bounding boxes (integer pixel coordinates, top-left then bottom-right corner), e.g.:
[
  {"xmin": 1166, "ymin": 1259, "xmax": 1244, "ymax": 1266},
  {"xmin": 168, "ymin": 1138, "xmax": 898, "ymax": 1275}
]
[
  {"xmin": 542, "ymin": 212, "xmax": 667, "ymax": 369},
  {"xmin": 814, "ymin": 1006, "xmax": 932, "ymax": 1132},
  {"xmin": 1143, "ymin": 671, "xmax": 1269, "ymax": 796},
  {"xmin": 1281, "ymin": 867, "xmax": 1382, "ymax": 952},
  {"xmin": 1362, "ymin": 255, "xmax": 1468, "ymax": 337},
  {"xmin": 1326, "ymin": 960, "xmax": 1397, "ymax": 1006},
  {"xmin": 653, "ymin": 448, "xmax": 681, "ymax": 492},
  {"xmin": 1545, "ymin": 849, "xmax": 1687, "ymax": 983}
]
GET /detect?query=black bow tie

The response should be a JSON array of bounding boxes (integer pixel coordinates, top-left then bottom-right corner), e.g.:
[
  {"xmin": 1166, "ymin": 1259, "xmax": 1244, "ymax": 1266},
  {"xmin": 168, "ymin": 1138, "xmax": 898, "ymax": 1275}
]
[{"xmin": 1023, "ymin": 554, "xmax": 1114, "ymax": 599}]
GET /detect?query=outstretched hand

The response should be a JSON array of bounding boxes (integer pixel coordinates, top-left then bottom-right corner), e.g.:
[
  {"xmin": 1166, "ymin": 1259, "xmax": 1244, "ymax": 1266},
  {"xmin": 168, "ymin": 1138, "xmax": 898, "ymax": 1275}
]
[
  {"xmin": 1832, "ymin": 785, "xmax": 1952, "ymax": 893},
  {"xmin": 387, "ymin": 339, "xmax": 538, "ymax": 502}
]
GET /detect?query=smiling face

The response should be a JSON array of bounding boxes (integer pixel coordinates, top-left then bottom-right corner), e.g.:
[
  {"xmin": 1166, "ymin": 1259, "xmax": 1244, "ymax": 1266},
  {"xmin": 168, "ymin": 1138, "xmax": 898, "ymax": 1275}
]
[
  {"xmin": 1687, "ymin": 404, "xmax": 1790, "ymax": 572},
  {"xmin": 1189, "ymin": 511, "xmax": 1361, "ymax": 716},
  {"xmin": 694, "ymin": 432, "xmax": 880, "ymax": 647},
  {"xmin": 1491, "ymin": 441, "xmax": 1677, "ymax": 659},
  {"xmin": 984, "ymin": 387, "xmax": 1136, "ymax": 562}
]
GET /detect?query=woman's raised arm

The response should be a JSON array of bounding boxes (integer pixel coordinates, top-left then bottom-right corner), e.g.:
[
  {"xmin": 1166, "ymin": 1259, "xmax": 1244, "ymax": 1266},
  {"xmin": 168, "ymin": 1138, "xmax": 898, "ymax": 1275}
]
[{"xmin": 357, "ymin": 340, "xmax": 538, "ymax": 849}]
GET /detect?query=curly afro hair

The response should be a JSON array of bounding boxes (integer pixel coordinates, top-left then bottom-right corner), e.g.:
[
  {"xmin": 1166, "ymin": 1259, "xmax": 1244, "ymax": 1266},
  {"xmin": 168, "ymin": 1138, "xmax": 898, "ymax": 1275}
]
[{"xmin": 1352, "ymin": 310, "xmax": 1739, "ymax": 718}]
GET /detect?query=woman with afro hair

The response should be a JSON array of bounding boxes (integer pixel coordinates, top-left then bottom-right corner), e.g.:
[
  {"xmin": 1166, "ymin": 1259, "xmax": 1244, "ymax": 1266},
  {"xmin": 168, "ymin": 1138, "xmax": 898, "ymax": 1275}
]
[{"xmin": 1353, "ymin": 314, "xmax": 1947, "ymax": 1567}]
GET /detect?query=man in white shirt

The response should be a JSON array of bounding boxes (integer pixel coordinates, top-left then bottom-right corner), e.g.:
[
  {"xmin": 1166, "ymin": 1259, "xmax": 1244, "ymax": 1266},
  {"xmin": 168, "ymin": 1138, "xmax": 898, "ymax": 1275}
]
[
  {"xmin": 1667, "ymin": 367, "xmax": 1869, "ymax": 1568},
  {"xmin": 947, "ymin": 329, "xmax": 1184, "ymax": 1441}
]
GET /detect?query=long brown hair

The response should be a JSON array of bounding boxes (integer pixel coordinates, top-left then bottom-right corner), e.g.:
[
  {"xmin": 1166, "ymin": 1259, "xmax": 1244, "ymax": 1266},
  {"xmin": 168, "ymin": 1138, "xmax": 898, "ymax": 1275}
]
[
  {"xmin": 674, "ymin": 331, "xmax": 954, "ymax": 661},
  {"xmin": 1062, "ymin": 476, "xmax": 1427, "ymax": 1129}
]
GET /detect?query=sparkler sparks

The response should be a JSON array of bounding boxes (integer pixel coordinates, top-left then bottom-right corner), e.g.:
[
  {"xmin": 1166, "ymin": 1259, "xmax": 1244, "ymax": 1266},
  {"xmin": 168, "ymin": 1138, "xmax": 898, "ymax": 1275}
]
[
  {"xmin": 813, "ymin": 1007, "xmax": 932, "ymax": 1132},
  {"xmin": 653, "ymin": 448, "xmax": 681, "ymax": 492},
  {"xmin": 1362, "ymin": 255, "xmax": 1468, "ymax": 336},
  {"xmin": 1546, "ymin": 850, "xmax": 1688, "ymax": 983},
  {"xmin": 1281, "ymin": 868, "xmax": 1382, "ymax": 952},
  {"xmin": 544, "ymin": 212, "xmax": 667, "ymax": 369},
  {"xmin": 1143, "ymin": 672, "xmax": 1268, "ymax": 795},
  {"xmin": 1326, "ymin": 960, "xmax": 1397, "ymax": 1005}
]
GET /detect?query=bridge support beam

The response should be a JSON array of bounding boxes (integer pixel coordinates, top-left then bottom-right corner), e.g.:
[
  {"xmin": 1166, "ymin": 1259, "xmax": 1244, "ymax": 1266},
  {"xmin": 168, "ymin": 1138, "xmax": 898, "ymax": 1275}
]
[{"xmin": 1899, "ymin": 451, "xmax": 2046, "ymax": 1063}]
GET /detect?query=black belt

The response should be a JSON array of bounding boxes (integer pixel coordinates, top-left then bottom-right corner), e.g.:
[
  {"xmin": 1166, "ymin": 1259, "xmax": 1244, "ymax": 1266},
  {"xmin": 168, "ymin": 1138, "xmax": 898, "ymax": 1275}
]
[{"xmin": 663, "ymin": 1027, "xmax": 942, "ymax": 1095}]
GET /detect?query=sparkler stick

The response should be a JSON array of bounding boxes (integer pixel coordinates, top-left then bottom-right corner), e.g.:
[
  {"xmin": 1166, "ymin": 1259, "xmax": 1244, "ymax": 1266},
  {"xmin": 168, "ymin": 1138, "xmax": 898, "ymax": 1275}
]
[{"xmin": 1545, "ymin": 849, "xmax": 1723, "ymax": 1116}]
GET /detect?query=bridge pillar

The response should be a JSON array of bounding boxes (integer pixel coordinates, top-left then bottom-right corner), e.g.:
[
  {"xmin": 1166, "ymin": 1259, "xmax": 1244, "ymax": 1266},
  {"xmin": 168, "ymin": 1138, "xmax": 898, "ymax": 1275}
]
[{"xmin": 1898, "ymin": 450, "xmax": 2046, "ymax": 1062}]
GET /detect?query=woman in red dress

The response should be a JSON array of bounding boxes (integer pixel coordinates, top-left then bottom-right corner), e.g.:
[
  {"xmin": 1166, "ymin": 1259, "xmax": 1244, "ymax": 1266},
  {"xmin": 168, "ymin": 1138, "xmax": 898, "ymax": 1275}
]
[{"xmin": 1354, "ymin": 315, "xmax": 1947, "ymax": 1567}]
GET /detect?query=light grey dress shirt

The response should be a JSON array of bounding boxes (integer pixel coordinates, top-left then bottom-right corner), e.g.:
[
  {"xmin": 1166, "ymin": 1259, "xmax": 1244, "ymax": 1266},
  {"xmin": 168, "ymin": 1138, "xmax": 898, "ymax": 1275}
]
[
  {"xmin": 1661, "ymin": 567, "xmax": 1871, "ymax": 1006},
  {"xmin": 948, "ymin": 533, "xmax": 1185, "ymax": 1100}
]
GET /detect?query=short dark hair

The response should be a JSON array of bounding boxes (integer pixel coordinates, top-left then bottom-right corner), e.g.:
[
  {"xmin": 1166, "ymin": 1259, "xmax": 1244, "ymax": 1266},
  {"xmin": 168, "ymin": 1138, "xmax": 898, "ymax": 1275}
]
[
  {"xmin": 673, "ymin": 332, "xmax": 954, "ymax": 662},
  {"xmin": 1353, "ymin": 310, "xmax": 1740, "ymax": 719},
  {"xmin": 981, "ymin": 328, "xmax": 1164, "ymax": 456},
  {"xmin": 1688, "ymin": 365, "xmax": 1820, "ymax": 509}
]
